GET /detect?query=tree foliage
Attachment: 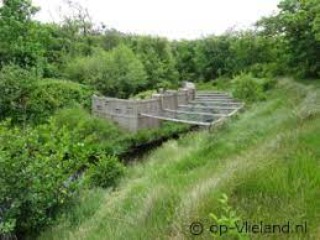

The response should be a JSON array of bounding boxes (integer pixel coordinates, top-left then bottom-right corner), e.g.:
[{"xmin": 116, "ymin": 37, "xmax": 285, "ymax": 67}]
[
  {"xmin": 125, "ymin": 35, "xmax": 179, "ymax": 88},
  {"xmin": 0, "ymin": 65, "xmax": 93, "ymax": 124},
  {"xmin": 0, "ymin": 109, "xmax": 126, "ymax": 236},
  {"xmin": 0, "ymin": 0, "xmax": 46, "ymax": 72},
  {"xmin": 65, "ymin": 45, "xmax": 147, "ymax": 98},
  {"xmin": 257, "ymin": 0, "xmax": 320, "ymax": 78}
]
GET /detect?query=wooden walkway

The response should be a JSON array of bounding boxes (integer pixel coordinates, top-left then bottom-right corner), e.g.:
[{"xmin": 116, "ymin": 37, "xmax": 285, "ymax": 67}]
[{"xmin": 141, "ymin": 92, "xmax": 244, "ymax": 127}]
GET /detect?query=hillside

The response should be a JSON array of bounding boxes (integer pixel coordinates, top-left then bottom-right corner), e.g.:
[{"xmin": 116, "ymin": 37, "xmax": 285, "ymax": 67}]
[{"xmin": 38, "ymin": 78, "xmax": 320, "ymax": 240}]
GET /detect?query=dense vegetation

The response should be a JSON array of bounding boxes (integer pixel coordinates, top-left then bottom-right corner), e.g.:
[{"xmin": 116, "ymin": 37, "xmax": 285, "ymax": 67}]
[
  {"xmin": 0, "ymin": 0, "xmax": 319, "ymax": 239},
  {"xmin": 38, "ymin": 78, "xmax": 320, "ymax": 240}
]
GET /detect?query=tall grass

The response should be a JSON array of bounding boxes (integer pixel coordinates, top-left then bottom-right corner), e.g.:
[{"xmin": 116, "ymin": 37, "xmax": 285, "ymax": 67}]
[{"xmin": 38, "ymin": 78, "xmax": 320, "ymax": 240}]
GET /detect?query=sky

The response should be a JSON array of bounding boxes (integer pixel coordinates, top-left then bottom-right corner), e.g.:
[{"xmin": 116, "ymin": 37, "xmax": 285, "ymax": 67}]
[{"xmin": 32, "ymin": 0, "xmax": 280, "ymax": 40}]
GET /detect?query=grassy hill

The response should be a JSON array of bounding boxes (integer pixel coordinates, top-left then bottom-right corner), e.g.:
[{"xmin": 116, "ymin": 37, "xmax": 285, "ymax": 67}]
[{"xmin": 38, "ymin": 78, "xmax": 320, "ymax": 240}]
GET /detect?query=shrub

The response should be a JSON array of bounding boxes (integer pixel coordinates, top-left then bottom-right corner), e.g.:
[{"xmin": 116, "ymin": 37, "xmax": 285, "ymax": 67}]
[
  {"xmin": 63, "ymin": 52, "xmax": 104, "ymax": 85},
  {"xmin": 28, "ymin": 79, "xmax": 94, "ymax": 123},
  {"xmin": 131, "ymin": 89, "xmax": 157, "ymax": 100},
  {"xmin": 64, "ymin": 45, "xmax": 147, "ymax": 98},
  {"xmin": 0, "ymin": 65, "xmax": 37, "ymax": 123},
  {"xmin": 52, "ymin": 107, "xmax": 124, "ymax": 152},
  {"xmin": 42, "ymin": 63, "xmax": 63, "ymax": 79},
  {"xmin": 0, "ymin": 114, "xmax": 124, "ymax": 236},
  {"xmin": 211, "ymin": 76, "xmax": 232, "ymax": 90},
  {"xmin": 85, "ymin": 155, "xmax": 125, "ymax": 188},
  {"xmin": 232, "ymin": 73, "xmax": 266, "ymax": 102},
  {"xmin": 259, "ymin": 77, "xmax": 277, "ymax": 92},
  {"xmin": 155, "ymin": 80, "xmax": 173, "ymax": 91},
  {"xmin": 249, "ymin": 63, "xmax": 274, "ymax": 78},
  {"xmin": 0, "ymin": 65, "xmax": 94, "ymax": 124},
  {"xmin": 0, "ymin": 119, "xmax": 89, "ymax": 236}
]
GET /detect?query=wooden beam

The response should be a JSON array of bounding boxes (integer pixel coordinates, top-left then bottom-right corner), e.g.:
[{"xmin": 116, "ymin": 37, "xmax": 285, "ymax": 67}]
[
  {"xmin": 194, "ymin": 97, "xmax": 241, "ymax": 102},
  {"xmin": 190, "ymin": 100, "xmax": 243, "ymax": 106},
  {"xmin": 140, "ymin": 113, "xmax": 213, "ymax": 126},
  {"xmin": 197, "ymin": 92, "xmax": 230, "ymax": 95},
  {"xmin": 163, "ymin": 109, "xmax": 226, "ymax": 117},
  {"xmin": 179, "ymin": 104, "xmax": 243, "ymax": 110}
]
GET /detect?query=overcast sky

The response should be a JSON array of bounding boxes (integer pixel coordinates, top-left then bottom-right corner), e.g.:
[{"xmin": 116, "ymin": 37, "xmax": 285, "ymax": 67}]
[{"xmin": 32, "ymin": 0, "xmax": 280, "ymax": 40}]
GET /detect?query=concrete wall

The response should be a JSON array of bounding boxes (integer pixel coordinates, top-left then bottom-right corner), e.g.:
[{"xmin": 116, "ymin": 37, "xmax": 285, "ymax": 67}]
[{"xmin": 92, "ymin": 87, "xmax": 194, "ymax": 132}]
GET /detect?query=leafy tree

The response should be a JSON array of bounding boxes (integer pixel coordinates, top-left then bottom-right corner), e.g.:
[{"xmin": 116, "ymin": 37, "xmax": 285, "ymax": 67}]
[
  {"xmin": 125, "ymin": 35, "xmax": 179, "ymax": 88},
  {"xmin": 193, "ymin": 35, "xmax": 235, "ymax": 81},
  {"xmin": 257, "ymin": 0, "xmax": 320, "ymax": 78},
  {"xmin": 102, "ymin": 44, "xmax": 147, "ymax": 97},
  {"xmin": 172, "ymin": 40, "xmax": 198, "ymax": 81},
  {"xmin": 100, "ymin": 28, "xmax": 124, "ymax": 51},
  {"xmin": 0, "ymin": 0, "xmax": 46, "ymax": 72},
  {"xmin": 65, "ymin": 45, "xmax": 147, "ymax": 98}
]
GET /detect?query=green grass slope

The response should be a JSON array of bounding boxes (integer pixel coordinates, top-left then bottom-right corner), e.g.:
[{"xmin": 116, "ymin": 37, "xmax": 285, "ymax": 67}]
[{"xmin": 38, "ymin": 78, "xmax": 320, "ymax": 240}]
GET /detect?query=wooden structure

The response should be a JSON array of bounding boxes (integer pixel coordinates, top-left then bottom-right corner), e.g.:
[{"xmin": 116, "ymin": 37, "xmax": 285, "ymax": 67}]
[{"xmin": 92, "ymin": 86, "xmax": 244, "ymax": 132}]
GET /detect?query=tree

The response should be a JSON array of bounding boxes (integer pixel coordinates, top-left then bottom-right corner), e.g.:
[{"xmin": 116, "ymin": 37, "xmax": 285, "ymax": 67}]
[
  {"xmin": 0, "ymin": 0, "xmax": 46, "ymax": 72},
  {"xmin": 171, "ymin": 40, "xmax": 198, "ymax": 81},
  {"xmin": 58, "ymin": 0, "xmax": 95, "ymax": 57},
  {"xmin": 193, "ymin": 35, "xmax": 234, "ymax": 81},
  {"xmin": 125, "ymin": 35, "xmax": 179, "ymax": 88},
  {"xmin": 100, "ymin": 44, "xmax": 147, "ymax": 98},
  {"xmin": 65, "ymin": 45, "xmax": 147, "ymax": 98},
  {"xmin": 257, "ymin": 0, "xmax": 320, "ymax": 78}
]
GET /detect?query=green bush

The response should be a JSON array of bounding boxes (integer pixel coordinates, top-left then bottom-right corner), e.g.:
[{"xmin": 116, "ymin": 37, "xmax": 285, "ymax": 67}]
[
  {"xmin": 0, "ymin": 112, "xmax": 125, "ymax": 236},
  {"xmin": 64, "ymin": 45, "xmax": 147, "ymax": 98},
  {"xmin": 258, "ymin": 77, "xmax": 277, "ymax": 92},
  {"xmin": 0, "ymin": 65, "xmax": 94, "ymax": 124},
  {"xmin": 85, "ymin": 155, "xmax": 125, "ymax": 188},
  {"xmin": 63, "ymin": 51, "xmax": 104, "ymax": 85},
  {"xmin": 130, "ymin": 89, "xmax": 157, "ymax": 100},
  {"xmin": 52, "ymin": 107, "xmax": 124, "ymax": 153},
  {"xmin": 42, "ymin": 63, "xmax": 63, "ymax": 79},
  {"xmin": 0, "ymin": 65, "xmax": 37, "ymax": 123},
  {"xmin": 28, "ymin": 79, "xmax": 94, "ymax": 123},
  {"xmin": 0, "ymin": 119, "xmax": 88, "ymax": 236},
  {"xmin": 232, "ymin": 73, "xmax": 266, "ymax": 102}
]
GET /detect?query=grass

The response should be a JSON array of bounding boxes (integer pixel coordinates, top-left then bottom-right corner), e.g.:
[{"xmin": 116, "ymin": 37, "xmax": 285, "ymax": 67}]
[{"xmin": 38, "ymin": 78, "xmax": 320, "ymax": 240}]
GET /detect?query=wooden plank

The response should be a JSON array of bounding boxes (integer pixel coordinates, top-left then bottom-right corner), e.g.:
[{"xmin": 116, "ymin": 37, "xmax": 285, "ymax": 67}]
[
  {"xmin": 226, "ymin": 108, "xmax": 242, "ymax": 117},
  {"xmin": 197, "ymin": 91, "xmax": 225, "ymax": 94},
  {"xmin": 197, "ymin": 92, "xmax": 230, "ymax": 95},
  {"xmin": 194, "ymin": 98, "xmax": 241, "ymax": 102},
  {"xmin": 190, "ymin": 100, "xmax": 243, "ymax": 106},
  {"xmin": 195, "ymin": 96, "xmax": 234, "ymax": 100},
  {"xmin": 197, "ymin": 93, "xmax": 230, "ymax": 95},
  {"xmin": 179, "ymin": 104, "xmax": 243, "ymax": 110},
  {"xmin": 163, "ymin": 109, "xmax": 226, "ymax": 117},
  {"xmin": 196, "ymin": 94, "xmax": 232, "ymax": 98},
  {"xmin": 140, "ymin": 113, "xmax": 212, "ymax": 126}
]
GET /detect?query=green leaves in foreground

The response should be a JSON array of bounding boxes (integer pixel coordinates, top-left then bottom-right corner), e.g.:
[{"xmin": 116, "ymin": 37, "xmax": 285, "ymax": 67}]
[
  {"xmin": 0, "ymin": 117, "xmax": 125, "ymax": 236},
  {"xmin": 210, "ymin": 194, "xmax": 248, "ymax": 240}
]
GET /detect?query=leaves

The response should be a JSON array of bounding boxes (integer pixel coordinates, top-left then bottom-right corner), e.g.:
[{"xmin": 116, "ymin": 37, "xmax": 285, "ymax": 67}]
[
  {"xmin": 65, "ymin": 45, "xmax": 147, "ymax": 98},
  {"xmin": 258, "ymin": 0, "xmax": 320, "ymax": 78},
  {"xmin": 210, "ymin": 194, "xmax": 248, "ymax": 240},
  {"xmin": 0, "ymin": 115, "xmax": 125, "ymax": 235},
  {"xmin": 0, "ymin": 0, "xmax": 45, "ymax": 69}
]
